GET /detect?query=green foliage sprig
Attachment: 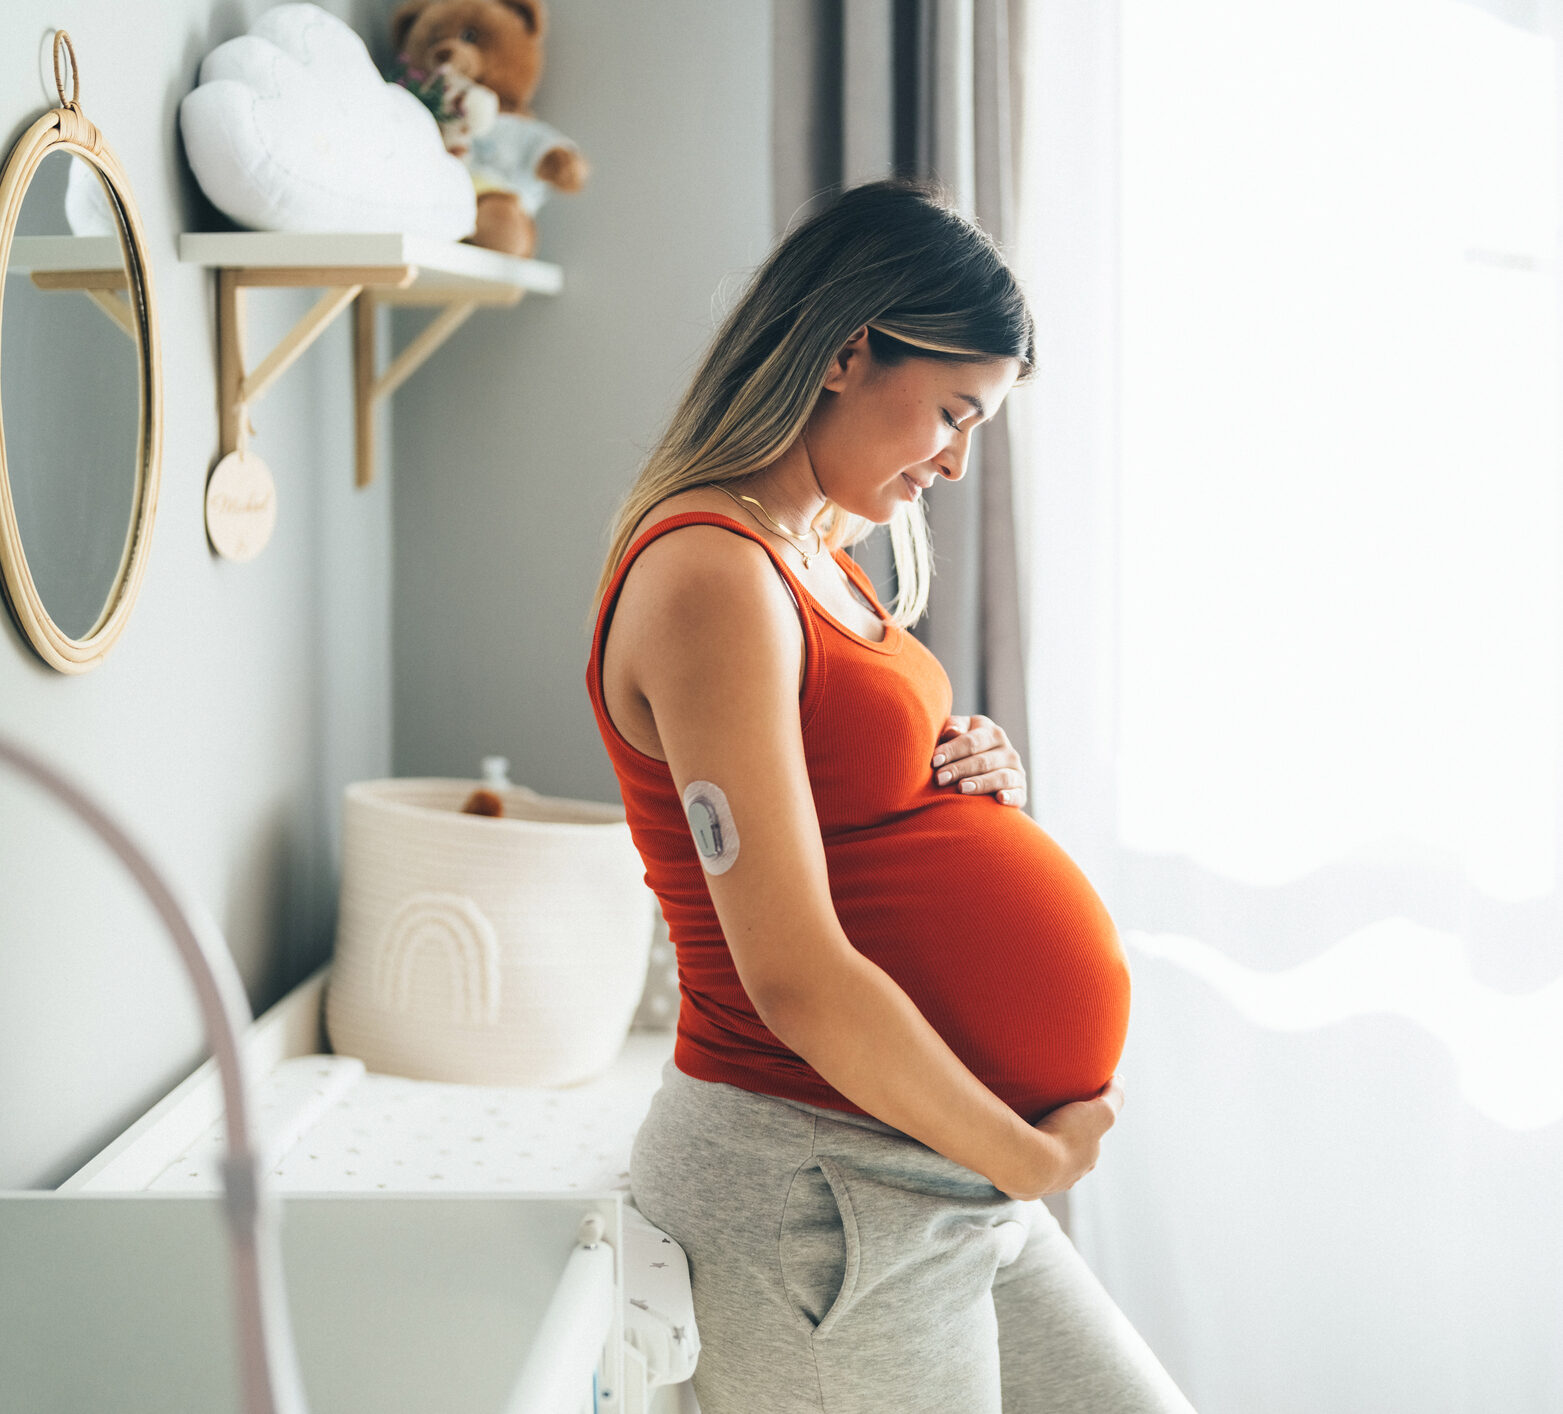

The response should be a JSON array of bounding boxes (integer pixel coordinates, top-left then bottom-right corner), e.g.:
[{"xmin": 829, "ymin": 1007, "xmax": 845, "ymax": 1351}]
[{"xmin": 387, "ymin": 55, "xmax": 458, "ymax": 123}]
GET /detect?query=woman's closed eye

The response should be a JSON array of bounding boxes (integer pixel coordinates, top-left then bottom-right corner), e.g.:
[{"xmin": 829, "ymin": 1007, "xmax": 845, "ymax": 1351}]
[{"xmin": 941, "ymin": 409, "xmax": 962, "ymax": 430}]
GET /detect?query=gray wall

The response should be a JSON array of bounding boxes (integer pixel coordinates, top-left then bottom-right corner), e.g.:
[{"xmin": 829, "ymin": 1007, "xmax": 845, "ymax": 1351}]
[
  {"xmin": 391, "ymin": 0, "xmax": 775, "ymax": 803},
  {"xmin": 0, "ymin": 1, "xmax": 393, "ymax": 1189},
  {"xmin": 0, "ymin": 0, "xmax": 774, "ymax": 1188}
]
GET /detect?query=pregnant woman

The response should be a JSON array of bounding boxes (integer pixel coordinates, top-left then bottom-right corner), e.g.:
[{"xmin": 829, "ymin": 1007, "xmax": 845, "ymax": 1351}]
[{"xmin": 586, "ymin": 179, "xmax": 1195, "ymax": 1413}]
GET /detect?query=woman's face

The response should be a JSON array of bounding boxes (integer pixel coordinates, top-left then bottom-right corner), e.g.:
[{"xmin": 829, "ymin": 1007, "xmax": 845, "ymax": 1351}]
[{"xmin": 807, "ymin": 329, "xmax": 1023, "ymax": 523}]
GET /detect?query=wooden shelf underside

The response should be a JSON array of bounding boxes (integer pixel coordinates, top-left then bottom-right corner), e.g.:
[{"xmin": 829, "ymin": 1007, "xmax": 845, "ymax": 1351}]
[{"xmin": 177, "ymin": 232, "xmax": 562, "ymax": 487}]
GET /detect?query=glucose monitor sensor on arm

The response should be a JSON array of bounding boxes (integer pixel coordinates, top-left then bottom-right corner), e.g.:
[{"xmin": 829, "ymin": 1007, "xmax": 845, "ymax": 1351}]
[{"xmin": 683, "ymin": 780, "xmax": 739, "ymax": 875}]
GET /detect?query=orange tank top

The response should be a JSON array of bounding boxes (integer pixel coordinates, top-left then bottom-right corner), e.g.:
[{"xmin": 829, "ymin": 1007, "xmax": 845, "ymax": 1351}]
[{"xmin": 586, "ymin": 510, "xmax": 1130, "ymax": 1122}]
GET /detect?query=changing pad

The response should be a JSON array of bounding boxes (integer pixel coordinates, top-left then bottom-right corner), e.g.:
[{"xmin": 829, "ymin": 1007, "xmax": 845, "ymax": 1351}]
[{"xmin": 150, "ymin": 1036, "xmax": 697, "ymax": 1389}]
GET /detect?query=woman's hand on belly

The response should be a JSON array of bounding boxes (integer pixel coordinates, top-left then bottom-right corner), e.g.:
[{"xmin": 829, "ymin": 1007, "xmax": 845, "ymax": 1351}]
[
  {"xmin": 931, "ymin": 713, "xmax": 1027, "ymax": 808},
  {"xmin": 996, "ymin": 1074, "xmax": 1125, "ymax": 1201}
]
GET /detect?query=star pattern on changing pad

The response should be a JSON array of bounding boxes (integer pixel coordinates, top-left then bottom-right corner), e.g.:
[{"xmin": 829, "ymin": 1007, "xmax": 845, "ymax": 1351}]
[{"xmin": 139, "ymin": 1045, "xmax": 704, "ymax": 1401}]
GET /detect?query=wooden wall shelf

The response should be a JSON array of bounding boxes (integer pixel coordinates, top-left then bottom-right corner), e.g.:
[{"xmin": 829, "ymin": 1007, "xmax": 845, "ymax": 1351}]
[{"xmin": 178, "ymin": 232, "xmax": 562, "ymax": 488}]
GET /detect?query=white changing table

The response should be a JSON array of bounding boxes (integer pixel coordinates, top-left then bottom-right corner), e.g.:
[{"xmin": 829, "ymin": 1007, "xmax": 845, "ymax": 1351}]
[{"xmin": 47, "ymin": 965, "xmax": 702, "ymax": 1414}]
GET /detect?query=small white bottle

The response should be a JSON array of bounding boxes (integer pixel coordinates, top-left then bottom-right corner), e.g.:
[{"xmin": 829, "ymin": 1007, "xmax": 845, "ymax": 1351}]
[{"xmin": 481, "ymin": 755, "xmax": 511, "ymax": 790}]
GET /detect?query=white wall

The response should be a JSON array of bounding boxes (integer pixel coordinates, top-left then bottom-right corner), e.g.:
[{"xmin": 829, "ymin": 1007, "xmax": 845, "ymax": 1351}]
[
  {"xmin": 390, "ymin": 0, "xmax": 776, "ymax": 803},
  {"xmin": 0, "ymin": 0, "xmax": 393, "ymax": 1188}
]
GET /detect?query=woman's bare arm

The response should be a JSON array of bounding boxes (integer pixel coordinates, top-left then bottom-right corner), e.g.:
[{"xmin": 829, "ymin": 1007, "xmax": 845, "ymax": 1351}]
[{"xmin": 617, "ymin": 527, "xmax": 1117, "ymax": 1198}]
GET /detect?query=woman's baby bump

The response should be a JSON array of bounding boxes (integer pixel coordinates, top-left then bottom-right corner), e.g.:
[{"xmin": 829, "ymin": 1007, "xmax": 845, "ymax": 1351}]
[{"xmin": 821, "ymin": 794, "xmax": 1131, "ymax": 1120}]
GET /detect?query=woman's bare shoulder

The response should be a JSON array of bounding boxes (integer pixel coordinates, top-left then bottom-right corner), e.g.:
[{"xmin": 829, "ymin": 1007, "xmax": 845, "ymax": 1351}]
[
  {"xmin": 616, "ymin": 489, "xmax": 807, "ymax": 655},
  {"xmin": 625, "ymin": 508, "xmax": 783, "ymax": 612},
  {"xmin": 626, "ymin": 486, "xmax": 749, "ymax": 544},
  {"xmin": 621, "ymin": 488, "xmax": 782, "ymax": 599},
  {"xmin": 607, "ymin": 490, "xmax": 805, "ymax": 724}
]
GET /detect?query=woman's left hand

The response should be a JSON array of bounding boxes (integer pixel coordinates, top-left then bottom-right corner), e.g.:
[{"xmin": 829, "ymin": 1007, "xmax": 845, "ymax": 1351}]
[{"xmin": 931, "ymin": 714, "xmax": 1027, "ymax": 808}]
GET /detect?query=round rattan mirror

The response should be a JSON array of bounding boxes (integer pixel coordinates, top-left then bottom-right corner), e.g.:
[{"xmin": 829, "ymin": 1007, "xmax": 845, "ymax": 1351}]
[{"xmin": 0, "ymin": 33, "xmax": 162, "ymax": 674}]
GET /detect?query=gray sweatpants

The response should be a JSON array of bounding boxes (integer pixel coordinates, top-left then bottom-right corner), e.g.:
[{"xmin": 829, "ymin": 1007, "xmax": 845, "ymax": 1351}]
[{"xmin": 629, "ymin": 1059, "xmax": 1197, "ymax": 1414}]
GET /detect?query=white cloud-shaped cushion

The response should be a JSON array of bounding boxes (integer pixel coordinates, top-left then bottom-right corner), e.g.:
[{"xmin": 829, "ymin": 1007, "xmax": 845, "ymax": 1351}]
[{"xmin": 179, "ymin": 3, "xmax": 476, "ymax": 239}]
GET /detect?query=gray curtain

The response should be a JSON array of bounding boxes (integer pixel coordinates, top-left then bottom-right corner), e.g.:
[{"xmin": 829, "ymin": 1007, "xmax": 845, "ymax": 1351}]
[{"xmin": 773, "ymin": 0, "xmax": 1033, "ymax": 779}]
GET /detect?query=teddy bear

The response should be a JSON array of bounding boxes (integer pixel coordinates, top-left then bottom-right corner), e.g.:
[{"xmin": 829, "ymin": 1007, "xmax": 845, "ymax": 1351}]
[{"xmin": 390, "ymin": 0, "xmax": 588, "ymax": 259}]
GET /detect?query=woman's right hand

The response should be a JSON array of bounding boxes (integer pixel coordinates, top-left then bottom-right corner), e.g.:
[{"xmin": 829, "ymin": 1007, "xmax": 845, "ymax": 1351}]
[{"xmin": 997, "ymin": 1075, "xmax": 1125, "ymax": 1201}]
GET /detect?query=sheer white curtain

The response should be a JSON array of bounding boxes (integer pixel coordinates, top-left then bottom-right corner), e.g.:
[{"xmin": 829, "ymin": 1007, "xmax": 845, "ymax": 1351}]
[{"xmin": 1013, "ymin": 2, "xmax": 1563, "ymax": 1410}]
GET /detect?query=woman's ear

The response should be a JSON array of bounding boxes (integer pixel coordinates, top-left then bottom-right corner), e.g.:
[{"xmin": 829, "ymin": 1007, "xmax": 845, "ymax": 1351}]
[{"xmin": 821, "ymin": 325, "xmax": 872, "ymax": 393}]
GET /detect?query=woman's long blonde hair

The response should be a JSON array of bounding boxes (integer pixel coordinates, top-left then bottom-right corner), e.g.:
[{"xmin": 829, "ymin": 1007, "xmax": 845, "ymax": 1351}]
[{"xmin": 591, "ymin": 177, "xmax": 1036, "ymax": 628}]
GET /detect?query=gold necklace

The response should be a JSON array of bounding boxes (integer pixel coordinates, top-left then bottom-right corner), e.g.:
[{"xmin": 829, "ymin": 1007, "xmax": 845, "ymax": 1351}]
[{"xmin": 706, "ymin": 482, "xmax": 823, "ymax": 568}]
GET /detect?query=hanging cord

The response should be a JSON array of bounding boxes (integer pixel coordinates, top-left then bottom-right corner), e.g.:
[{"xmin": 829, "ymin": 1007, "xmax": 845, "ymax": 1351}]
[
  {"xmin": 52, "ymin": 29, "xmax": 78, "ymax": 107},
  {"xmin": 49, "ymin": 31, "xmax": 102, "ymax": 153}
]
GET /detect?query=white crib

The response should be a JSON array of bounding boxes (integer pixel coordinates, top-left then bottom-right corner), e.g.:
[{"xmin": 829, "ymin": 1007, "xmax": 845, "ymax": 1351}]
[{"xmin": 0, "ymin": 965, "xmax": 701, "ymax": 1414}]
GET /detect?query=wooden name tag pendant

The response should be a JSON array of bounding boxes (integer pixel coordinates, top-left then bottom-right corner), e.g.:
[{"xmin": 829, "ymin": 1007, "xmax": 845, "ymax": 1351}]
[{"xmin": 205, "ymin": 450, "xmax": 278, "ymax": 561}]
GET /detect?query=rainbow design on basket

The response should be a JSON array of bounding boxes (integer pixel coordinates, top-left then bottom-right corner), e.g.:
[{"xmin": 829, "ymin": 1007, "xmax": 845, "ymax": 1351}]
[
  {"xmin": 329, "ymin": 776, "xmax": 655, "ymax": 1086},
  {"xmin": 372, "ymin": 890, "xmax": 502, "ymax": 1027}
]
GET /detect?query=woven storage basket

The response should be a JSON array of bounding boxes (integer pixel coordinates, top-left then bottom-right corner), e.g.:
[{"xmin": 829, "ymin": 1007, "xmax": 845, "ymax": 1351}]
[{"xmin": 325, "ymin": 778, "xmax": 656, "ymax": 1086}]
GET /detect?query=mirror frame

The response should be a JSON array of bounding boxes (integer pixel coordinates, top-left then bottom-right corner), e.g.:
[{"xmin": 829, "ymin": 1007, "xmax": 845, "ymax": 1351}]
[{"xmin": 0, "ymin": 65, "xmax": 162, "ymax": 675}]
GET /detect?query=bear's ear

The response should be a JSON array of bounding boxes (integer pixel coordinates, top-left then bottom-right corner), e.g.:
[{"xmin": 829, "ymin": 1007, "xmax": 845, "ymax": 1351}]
[
  {"xmin": 391, "ymin": 0, "xmax": 431, "ymax": 54},
  {"xmin": 498, "ymin": 0, "xmax": 546, "ymax": 37}
]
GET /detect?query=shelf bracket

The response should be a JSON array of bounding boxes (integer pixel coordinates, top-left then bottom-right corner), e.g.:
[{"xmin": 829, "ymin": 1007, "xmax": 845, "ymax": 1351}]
[
  {"xmin": 352, "ymin": 283, "xmax": 526, "ymax": 488},
  {"xmin": 216, "ymin": 264, "xmax": 417, "ymax": 462},
  {"xmin": 30, "ymin": 268, "xmax": 136, "ymax": 340}
]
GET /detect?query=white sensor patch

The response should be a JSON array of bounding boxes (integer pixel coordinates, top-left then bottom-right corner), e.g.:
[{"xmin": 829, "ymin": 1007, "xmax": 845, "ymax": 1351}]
[{"xmin": 682, "ymin": 780, "xmax": 740, "ymax": 875}]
